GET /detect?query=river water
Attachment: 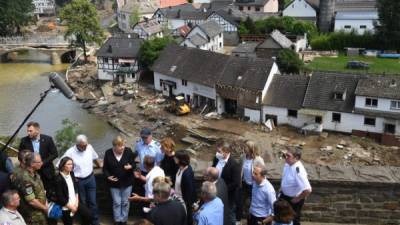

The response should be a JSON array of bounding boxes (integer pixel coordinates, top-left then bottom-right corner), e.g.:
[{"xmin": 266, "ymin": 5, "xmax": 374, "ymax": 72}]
[{"xmin": 0, "ymin": 50, "xmax": 117, "ymax": 156}]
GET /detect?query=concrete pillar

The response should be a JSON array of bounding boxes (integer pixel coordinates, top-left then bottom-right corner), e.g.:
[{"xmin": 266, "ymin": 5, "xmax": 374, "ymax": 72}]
[{"xmin": 51, "ymin": 51, "xmax": 61, "ymax": 65}]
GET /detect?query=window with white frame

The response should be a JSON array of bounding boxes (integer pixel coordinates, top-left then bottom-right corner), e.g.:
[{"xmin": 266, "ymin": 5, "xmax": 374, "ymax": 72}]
[
  {"xmin": 391, "ymin": 100, "xmax": 400, "ymax": 110},
  {"xmin": 365, "ymin": 98, "xmax": 378, "ymax": 107}
]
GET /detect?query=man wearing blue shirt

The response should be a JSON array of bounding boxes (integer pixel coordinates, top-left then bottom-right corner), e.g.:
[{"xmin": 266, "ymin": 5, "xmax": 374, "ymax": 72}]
[
  {"xmin": 248, "ymin": 163, "xmax": 276, "ymax": 225},
  {"xmin": 194, "ymin": 181, "xmax": 224, "ymax": 225},
  {"xmin": 134, "ymin": 128, "xmax": 163, "ymax": 173}
]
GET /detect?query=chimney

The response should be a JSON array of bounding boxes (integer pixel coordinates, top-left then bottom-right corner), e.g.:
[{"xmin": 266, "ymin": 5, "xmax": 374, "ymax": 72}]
[
  {"xmin": 107, "ymin": 45, "xmax": 112, "ymax": 53},
  {"xmin": 177, "ymin": 9, "xmax": 181, "ymax": 18},
  {"xmin": 203, "ymin": 7, "xmax": 207, "ymax": 13},
  {"xmin": 228, "ymin": 8, "xmax": 232, "ymax": 15}
]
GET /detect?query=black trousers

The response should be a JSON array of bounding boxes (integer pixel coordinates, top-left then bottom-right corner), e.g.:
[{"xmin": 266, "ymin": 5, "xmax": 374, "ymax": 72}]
[
  {"xmin": 279, "ymin": 193, "xmax": 305, "ymax": 225},
  {"xmin": 236, "ymin": 182, "xmax": 252, "ymax": 220},
  {"xmin": 62, "ymin": 210, "xmax": 73, "ymax": 225},
  {"xmin": 247, "ymin": 214, "xmax": 271, "ymax": 225}
]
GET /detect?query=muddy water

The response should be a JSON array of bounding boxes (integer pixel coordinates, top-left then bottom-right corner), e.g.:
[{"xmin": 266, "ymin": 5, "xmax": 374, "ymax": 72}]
[{"xmin": 0, "ymin": 50, "xmax": 117, "ymax": 156}]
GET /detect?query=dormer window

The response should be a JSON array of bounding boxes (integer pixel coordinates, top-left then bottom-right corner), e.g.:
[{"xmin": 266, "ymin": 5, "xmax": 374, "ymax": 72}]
[
  {"xmin": 334, "ymin": 93, "xmax": 343, "ymax": 100},
  {"xmin": 365, "ymin": 98, "xmax": 378, "ymax": 107}
]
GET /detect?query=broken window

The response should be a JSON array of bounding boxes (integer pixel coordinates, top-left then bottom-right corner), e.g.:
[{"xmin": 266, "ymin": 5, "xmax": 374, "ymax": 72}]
[
  {"xmin": 287, "ymin": 109, "xmax": 298, "ymax": 118},
  {"xmin": 332, "ymin": 113, "xmax": 341, "ymax": 123},
  {"xmin": 364, "ymin": 117, "xmax": 376, "ymax": 126}
]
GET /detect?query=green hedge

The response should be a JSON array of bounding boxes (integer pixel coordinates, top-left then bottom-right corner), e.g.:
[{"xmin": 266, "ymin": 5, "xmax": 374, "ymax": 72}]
[{"xmin": 310, "ymin": 31, "xmax": 380, "ymax": 51}]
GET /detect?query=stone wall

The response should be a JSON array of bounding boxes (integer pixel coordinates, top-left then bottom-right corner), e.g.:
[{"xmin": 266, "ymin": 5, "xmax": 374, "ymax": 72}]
[{"xmin": 94, "ymin": 162, "xmax": 400, "ymax": 224}]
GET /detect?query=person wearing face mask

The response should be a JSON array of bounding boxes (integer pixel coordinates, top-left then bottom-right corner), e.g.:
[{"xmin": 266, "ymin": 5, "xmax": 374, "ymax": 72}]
[
  {"xmin": 103, "ymin": 136, "xmax": 136, "ymax": 225},
  {"xmin": 279, "ymin": 147, "xmax": 311, "ymax": 225},
  {"xmin": 212, "ymin": 140, "xmax": 241, "ymax": 225},
  {"xmin": 58, "ymin": 135, "xmax": 102, "ymax": 225}
]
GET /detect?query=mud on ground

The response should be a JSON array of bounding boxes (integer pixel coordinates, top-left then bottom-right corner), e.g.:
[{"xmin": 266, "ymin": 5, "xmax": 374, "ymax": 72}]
[{"xmin": 67, "ymin": 65, "xmax": 400, "ymax": 168}]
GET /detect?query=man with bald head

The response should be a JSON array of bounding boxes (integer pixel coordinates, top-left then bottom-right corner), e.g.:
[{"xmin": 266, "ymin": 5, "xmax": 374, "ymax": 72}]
[{"xmin": 204, "ymin": 167, "xmax": 229, "ymax": 225}]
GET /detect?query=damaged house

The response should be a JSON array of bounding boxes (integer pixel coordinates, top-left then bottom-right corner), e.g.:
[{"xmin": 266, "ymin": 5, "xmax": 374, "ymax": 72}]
[{"xmin": 151, "ymin": 44, "xmax": 280, "ymax": 120}]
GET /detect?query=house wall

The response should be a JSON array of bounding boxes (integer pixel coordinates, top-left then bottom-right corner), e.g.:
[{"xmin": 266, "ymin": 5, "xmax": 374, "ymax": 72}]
[
  {"xmin": 184, "ymin": 26, "xmax": 224, "ymax": 52},
  {"xmin": 261, "ymin": 63, "xmax": 280, "ymax": 100},
  {"xmin": 263, "ymin": 0, "xmax": 278, "ymax": 13},
  {"xmin": 261, "ymin": 106, "xmax": 400, "ymax": 135},
  {"xmin": 97, "ymin": 57, "xmax": 138, "ymax": 82},
  {"xmin": 244, "ymin": 108, "xmax": 261, "ymax": 122},
  {"xmin": 334, "ymin": 19, "xmax": 376, "ymax": 35},
  {"xmin": 355, "ymin": 96, "xmax": 400, "ymax": 113},
  {"xmin": 33, "ymin": 0, "xmax": 54, "ymax": 15},
  {"xmin": 282, "ymin": 0, "xmax": 316, "ymax": 18},
  {"xmin": 207, "ymin": 14, "xmax": 238, "ymax": 32},
  {"xmin": 154, "ymin": 72, "xmax": 217, "ymax": 100}
]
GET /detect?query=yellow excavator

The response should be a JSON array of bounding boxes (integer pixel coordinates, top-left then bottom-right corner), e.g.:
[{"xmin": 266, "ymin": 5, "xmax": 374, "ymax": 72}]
[{"xmin": 167, "ymin": 96, "xmax": 190, "ymax": 116}]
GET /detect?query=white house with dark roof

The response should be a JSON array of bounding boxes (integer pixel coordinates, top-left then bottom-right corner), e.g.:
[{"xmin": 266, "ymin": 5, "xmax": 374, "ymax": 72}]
[
  {"xmin": 117, "ymin": 0, "xmax": 158, "ymax": 33},
  {"xmin": 282, "ymin": 0, "xmax": 317, "ymax": 23},
  {"xmin": 151, "ymin": 44, "xmax": 280, "ymax": 119},
  {"xmin": 132, "ymin": 18, "xmax": 164, "ymax": 39},
  {"xmin": 262, "ymin": 72, "xmax": 400, "ymax": 145},
  {"xmin": 180, "ymin": 20, "xmax": 224, "ymax": 51},
  {"xmin": 334, "ymin": 10, "xmax": 378, "ymax": 34},
  {"xmin": 96, "ymin": 34, "xmax": 143, "ymax": 82}
]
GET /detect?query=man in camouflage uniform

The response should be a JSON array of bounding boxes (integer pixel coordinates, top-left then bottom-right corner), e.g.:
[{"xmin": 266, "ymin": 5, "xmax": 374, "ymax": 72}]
[
  {"xmin": 10, "ymin": 150, "xmax": 30, "ymax": 187},
  {"xmin": 14, "ymin": 152, "xmax": 48, "ymax": 225}
]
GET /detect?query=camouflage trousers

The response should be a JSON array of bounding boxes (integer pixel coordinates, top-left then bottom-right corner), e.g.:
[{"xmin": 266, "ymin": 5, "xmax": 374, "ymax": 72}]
[{"xmin": 26, "ymin": 211, "xmax": 48, "ymax": 225}]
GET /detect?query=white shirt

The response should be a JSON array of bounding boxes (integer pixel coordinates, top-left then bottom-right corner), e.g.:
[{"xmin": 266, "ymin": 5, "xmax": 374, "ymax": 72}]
[
  {"xmin": 61, "ymin": 173, "xmax": 77, "ymax": 211},
  {"xmin": 281, "ymin": 161, "xmax": 311, "ymax": 197},
  {"xmin": 61, "ymin": 144, "xmax": 99, "ymax": 178},
  {"xmin": 0, "ymin": 207, "xmax": 26, "ymax": 225},
  {"xmin": 174, "ymin": 167, "xmax": 187, "ymax": 198},
  {"xmin": 216, "ymin": 154, "xmax": 230, "ymax": 178},
  {"xmin": 145, "ymin": 166, "xmax": 165, "ymax": 198},
  {"xmin": 242, "ymin": 159, "xmax": 254, "ymax": 185}
]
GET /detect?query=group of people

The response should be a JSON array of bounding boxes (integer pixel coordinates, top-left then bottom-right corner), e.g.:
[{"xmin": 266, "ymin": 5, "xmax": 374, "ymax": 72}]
[{"xmin": 0, "ymin": 121, "xmax": 312, "ymax": 225}]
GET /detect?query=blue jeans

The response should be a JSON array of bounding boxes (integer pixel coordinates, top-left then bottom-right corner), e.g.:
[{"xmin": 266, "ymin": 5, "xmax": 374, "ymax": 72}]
[
  {"xmin": 77, "ymin": 174, "xmax": 99, "ymax": 225},
  {"xmin": 110, "ymin": 186, "xmax": 132, "ymax": 222}
]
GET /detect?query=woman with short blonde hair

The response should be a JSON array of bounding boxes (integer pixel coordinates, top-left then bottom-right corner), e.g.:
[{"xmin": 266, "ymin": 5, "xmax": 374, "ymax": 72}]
[{"xmin": 159, "ymin": 137, "xmax": 179, "ymax": 184}]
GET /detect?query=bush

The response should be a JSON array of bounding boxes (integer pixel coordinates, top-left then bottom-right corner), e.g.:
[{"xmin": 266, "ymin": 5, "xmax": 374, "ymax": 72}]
[
  {"xmin": 55, "ymin": 119, "xmax": 82, "ymax": 155},
  {"xmin": 277, "ymin": 49, "xmax": 304, "ymax": 74},
  {"xmin": 310, "ymin": 31, "xmax": 379, "ymax": 51}
]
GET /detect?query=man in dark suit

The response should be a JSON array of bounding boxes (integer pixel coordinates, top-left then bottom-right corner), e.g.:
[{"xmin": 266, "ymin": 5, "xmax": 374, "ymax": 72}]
[
  {"xmin": 19, "ymin": 121, "xmax": 58, "ymax": 199},
  {"xmin": 204, "ymin": 167, "xmax": 229, "ymax": 225},
  {"xmin": 212, "ymin": 140, "xmax": 241, "ymax": 225}
]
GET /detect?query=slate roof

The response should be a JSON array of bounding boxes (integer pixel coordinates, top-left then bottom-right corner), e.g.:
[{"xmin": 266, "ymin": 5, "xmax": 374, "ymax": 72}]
[
  {"xmin": 133, "ymin": 19, "xmax": 162, "ymax": 35},
  {"xmin": 186, "ymin": 33, "xmax": 208, "ymax": 46},
  {"xmin": 302, "ymin": 72, "xmax": 363, "ymax": 113},
  {"xmin": 355, "ymin": 76, "xmax": 400, "ymax": 100},
  {"xmin": 198, "ymin": 20, "xmax": 223, "ymax": 38},
  {"xmin": 158, "ymin": 4, "xmax": 211, "ymax": 20},
  {"xmin": 257, "ymin": 30, "xmax": 293, "ymax": 49},
  {"xmin": 152, "ymin": 44, "xmax": 275, "ymax": 91},
  {"xmin": 232, "ymin": 42, "xmax": 259, "ymax": 53},
  {"xmin": 335, "ymin": 0, "xmax": 377, "ymax": 11},
  {"xmin": 96, "ymin": 35, "xmax": 143, "ymax": 58},
  {"xmin": 263, "ymin": 75, "xmax": 310, "ymax": 110}
]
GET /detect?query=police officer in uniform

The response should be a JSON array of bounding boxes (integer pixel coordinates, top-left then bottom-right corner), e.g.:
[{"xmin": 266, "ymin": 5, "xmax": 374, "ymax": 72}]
[
  {"xmin": 15, "ymin": 152, "xmax": 48, "ymax": 225},
  {"xmin": 279, "ymin": 147, "xmax": 311, "ymax": 225},
  {"xmin": 135, "ymin": 128, "xmax": 163, "ymax": 174}
]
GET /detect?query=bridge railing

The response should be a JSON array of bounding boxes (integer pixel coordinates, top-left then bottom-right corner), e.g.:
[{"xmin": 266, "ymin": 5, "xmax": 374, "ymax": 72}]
[{"xmin": 0, "ymin": 35, "xmax": 71, "ymax": 45}]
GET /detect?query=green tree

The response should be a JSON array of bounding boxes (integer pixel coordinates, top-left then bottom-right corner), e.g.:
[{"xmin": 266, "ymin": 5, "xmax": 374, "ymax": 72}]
[
  {"xmin": 55, "ymin": 119, "xmax": 82, "ymax": 155},
  {"xmin": 276, "ymin": 49, "xmax": 304, "ymax": 74},
  {"xmin": 139, "ymin": 36, "xmax": 176, "ymax": 68},
  {"xmin": 376, "ymin": 0, "xmax": 400, "ymax": 50},
  {"xmin": 129, "ymin": 5, "xmax": 141, "ymax": 27},
  {"xmin": 0, "ymin": 0, "xmax": 34, "ymax": 35},
  {"xmin": 60, "ymin": 0, "xmax": 105, "ymax": 63}
]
